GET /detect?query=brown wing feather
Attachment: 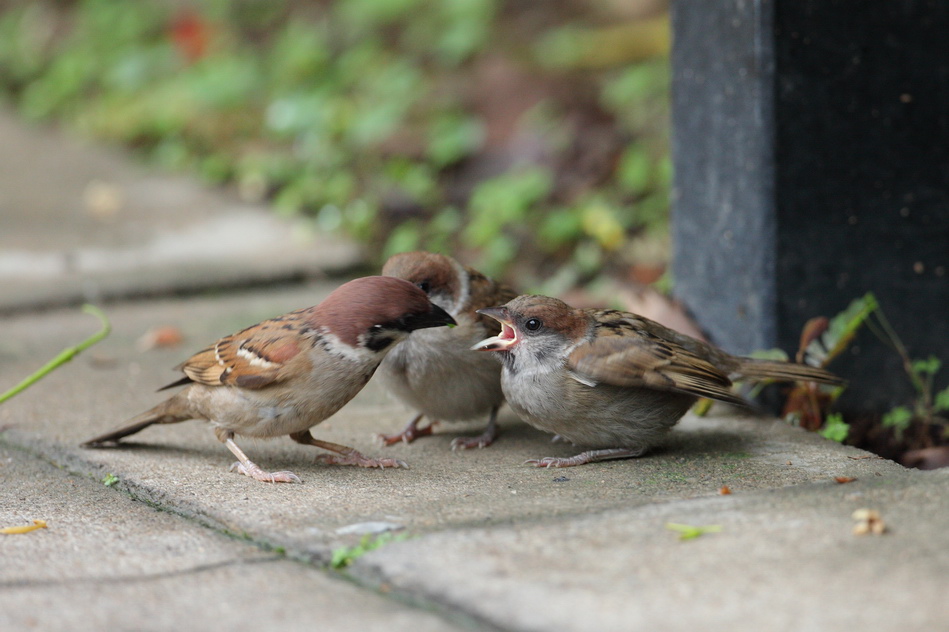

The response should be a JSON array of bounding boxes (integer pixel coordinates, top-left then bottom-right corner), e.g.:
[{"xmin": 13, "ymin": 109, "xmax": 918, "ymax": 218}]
[
  {"xmin": 568, "ymin": 313, "xmax": 746, "ymax": 406},
  {"xmin": 176, "ymin": 316, "xmax": 307, "ymax": 390}
]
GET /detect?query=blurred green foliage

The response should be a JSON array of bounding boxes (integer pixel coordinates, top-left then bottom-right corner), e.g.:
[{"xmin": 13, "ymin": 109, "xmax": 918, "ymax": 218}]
[{"xmin": 0, "ymin": 0, "xmax": 670, "ymax": 288}]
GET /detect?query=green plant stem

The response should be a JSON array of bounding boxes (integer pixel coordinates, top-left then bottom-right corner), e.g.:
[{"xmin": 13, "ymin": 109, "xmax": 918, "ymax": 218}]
[
  {"xmin": 867, "ymin": 304, "xmax": 935, "ymax": 426},
  {"xmin": 0, "ymin": 304, "xmax": 110, "ymax": 405}
]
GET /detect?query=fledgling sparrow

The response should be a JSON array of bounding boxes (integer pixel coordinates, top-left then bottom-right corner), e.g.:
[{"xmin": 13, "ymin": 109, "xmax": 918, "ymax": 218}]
[
  {"xmin": 82, "ymin": 276, "xmax": 456, "ymax": 483},
  {"xmin": 375, "ymin": 251, "xmax": 518, "ymax": 449},
  {"xmin": 473, "ymin": 295, "xmax": 844, "ymax": 467}
]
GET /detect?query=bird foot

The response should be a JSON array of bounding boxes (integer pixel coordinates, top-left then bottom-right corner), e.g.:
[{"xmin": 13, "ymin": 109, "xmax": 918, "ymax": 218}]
[
  {"xmin": 525, "ymin": 448, "xmax": 642, "ymax": 468},
  {"xmin": 377, "ymin": 419, "xmax": 437, "ymax": 446},
  {"xmin": 229, "ymin": 461, "xmax": 302, "ymax": 483},
  {"xmin": 450, "ymin": 427, "xmax": 500, "ymax": 451},
  {"xmin": 315, "ymin": 451, "xmax": 408, "ymax": 469}
]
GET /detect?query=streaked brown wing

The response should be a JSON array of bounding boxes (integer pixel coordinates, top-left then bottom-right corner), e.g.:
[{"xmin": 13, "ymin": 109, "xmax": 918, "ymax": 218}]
[
  {"xmin": 177, "ymin": 317, "xmax": 306, "ymax": 389},
  {"xmin": 567, "ymin": 321, "xmax": 746, "ymax": 406}
]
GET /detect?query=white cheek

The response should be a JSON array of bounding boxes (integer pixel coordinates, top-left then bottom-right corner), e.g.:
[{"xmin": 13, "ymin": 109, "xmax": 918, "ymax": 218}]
[
  {"xmin": 319, "ymin": 330, "xmax": 376, "ymax": 362},
  {"xmin": 509, "ymin": 335, "xmax": 573, "ymax": 377}
]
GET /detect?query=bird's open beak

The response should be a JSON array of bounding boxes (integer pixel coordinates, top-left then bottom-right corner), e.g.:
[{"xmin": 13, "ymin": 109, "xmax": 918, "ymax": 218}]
[
  {"xmin": 404, "ymin": 304, "xmax": 456, "ymax": 331},
  {"xmin": 472, "ymin": 306, "xmax": 517, "ymax": 351}
]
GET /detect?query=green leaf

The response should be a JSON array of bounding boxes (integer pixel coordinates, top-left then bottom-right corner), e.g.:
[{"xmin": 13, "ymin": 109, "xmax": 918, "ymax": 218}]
[
  {"xmin": 882, "ymin": 406, "xmax": 913, "ymax": 440},
  {"xmin": 934, "ymin": 386, "xmax": 949, "ymax": 413},
  {"xmin": 330, "ymin": 532, "xmax": 405, "ymax": 569},
  {"xmin": 383, "ymin": 221, "xmax": 422, "ymax": 259},
  {"xmin": 617, "ymin": 144, "xmax": 653, "ymax": 194},
  {"xmin": 911, "ymin": 356, "xmax": 941, "ymax": 378},
  {"xmin": 102, "ymin": 473, "xmax": 120, "ymax": 487},
  {"xmin": 665, "ymin": 523, "xmax": 722, "ymax": 541},
  {"xmin": 805, "ymin": 292, "xmax": 878, "ymax": 366},
  {"xmin": 427, "ymin": 113, "xmax": 484, "ymax": 167},
  {"xmin": 818, "ymin": 413, "xmax": 850, "ymax": 443},
  {"xmin": 749, "ymin": 348, "xmax": 790, "ymax": 362}
]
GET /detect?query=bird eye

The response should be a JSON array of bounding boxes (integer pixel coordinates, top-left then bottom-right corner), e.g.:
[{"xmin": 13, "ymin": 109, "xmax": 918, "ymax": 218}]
[
  {"xmin": 417, "ymin": 281, "xmax": 431, "ymax": 294},
  {"xmin": 524, "ymin": 318, "xmax": 542, "ymax": 332}
]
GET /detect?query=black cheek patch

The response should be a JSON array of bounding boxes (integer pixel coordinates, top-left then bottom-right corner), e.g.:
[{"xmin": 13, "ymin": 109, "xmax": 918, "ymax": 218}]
[{"xmin": 366, "ymin": 335, "xmax": 395, "ymax": 352}]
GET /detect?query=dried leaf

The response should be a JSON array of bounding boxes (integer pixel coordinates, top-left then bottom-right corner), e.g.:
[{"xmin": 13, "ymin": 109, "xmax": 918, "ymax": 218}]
[
  {"xmin": 804, "ymin": 293, "xmax": 878, "ymax": 367},
  {"xmin": 834, "ymin": 476, "xmax": 856, "ymax": 484},
  {"xmin": 1, "ymin": 519, "xmax": 47, "ymax": 535},
  {"xmin": 137, "ymin": 326, "xmax": 185, "ymax": 351},
  {"xmin": 797, "ymin": 317, "xmax": 829, "ymax": 363},
  {"xmin": 718, "ymin": 485, "xmax": 731, "ymax": 495},
  {"xmin": 852, "ymin": 508, "xmax": 886, "ymax": 536}
]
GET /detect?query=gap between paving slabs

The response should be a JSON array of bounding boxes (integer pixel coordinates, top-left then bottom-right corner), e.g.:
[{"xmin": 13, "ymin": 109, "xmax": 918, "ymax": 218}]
[
  {"xmin": 0, "ymin": 436, "xmax": 504, "ymax": 632},
  {"xmin": 0, "ymin": 284, "xmax": 923, "ymax": 630}
]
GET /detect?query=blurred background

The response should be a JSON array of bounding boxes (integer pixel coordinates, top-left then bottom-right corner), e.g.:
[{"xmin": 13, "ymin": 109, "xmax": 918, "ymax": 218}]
[
  {"xmin": 2, "ymin": 1, "xmax": 947, "ymax": 466},
  {"xmin": 0, "ymin": 0, "xmax": 672, "ymax": 302}
]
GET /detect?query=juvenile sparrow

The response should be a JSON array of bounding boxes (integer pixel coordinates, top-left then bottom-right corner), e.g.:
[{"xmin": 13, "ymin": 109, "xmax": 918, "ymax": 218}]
[
  {"xmin": 473, "ymin": 295, "xmax": 843, "ymax": 467},
  {"xmin": 375, "ymin": 251, "xmax": 517, "ymax": 449},
  {"xmin": 82, "ymin": 276, "xmax": 456, "ymax": 483}
]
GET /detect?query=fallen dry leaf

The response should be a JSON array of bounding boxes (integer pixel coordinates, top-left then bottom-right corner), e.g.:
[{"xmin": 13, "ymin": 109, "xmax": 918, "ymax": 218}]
[
  {"xmin": 1, "ymin": 519, "xmax": 47, "ymax": 535},
  {"xmin": 718, "ymin": 485, "xmax": 732, "ymax": 495},
  {"xmin": 852, "ymin": 508, "xmax": 886, "ymax": 536},
  {"xmin": 797, "ymin": 316, "xmax": 830, "ymax": 363},
  {"xmin": 834, "ymin": 476, "xmax": 857, "ymax": 484},
  {"xmin": 137, "ymin": 326, "xmax": 185, "ymax": 351}
]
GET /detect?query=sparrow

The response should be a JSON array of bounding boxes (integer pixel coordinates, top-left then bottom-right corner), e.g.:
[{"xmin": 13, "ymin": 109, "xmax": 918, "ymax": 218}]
[
  {"xmin": 473, "ymin": 295, "xmax": 844, "ymax": 467},
  {"xmin": 82, "ymin": 276, "xmax": 456, "ymax": 483},
  {"xmin": 375, "ymin": 251, "xmax": 518, "ymax": 449}
]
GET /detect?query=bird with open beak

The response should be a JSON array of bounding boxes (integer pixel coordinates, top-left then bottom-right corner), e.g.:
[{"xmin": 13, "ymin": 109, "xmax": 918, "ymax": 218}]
[{"xmin": 473, "ymin": 295, "xmax": 843, "ymax": 467}]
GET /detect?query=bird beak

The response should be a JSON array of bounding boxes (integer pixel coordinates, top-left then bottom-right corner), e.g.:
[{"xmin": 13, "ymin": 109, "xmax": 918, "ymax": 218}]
[
  {"xmin": 404, "ymin": 304, "xmax": 456, "ymax": 331},
  {"xmin": 472, "ymin": 306, "xmax": 517, "ymax": 351}
]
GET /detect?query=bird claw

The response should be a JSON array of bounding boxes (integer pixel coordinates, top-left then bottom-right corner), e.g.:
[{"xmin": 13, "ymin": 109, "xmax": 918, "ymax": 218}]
[
  {"xmin": 526, "ymin": 448, "xmax": 642, "ymax": 468},
  {"xmin": 377, "ymin": 419, "xmax": 437, "ymax": 446},
  {"xmin": 525, "ymin": 457, "xmax": 573, "ymax": 468},
  {"xmin": 449, "ymin": 421, "xmax": 499, "ymax": 451},
  {"xmin": 229, "ymin": 461, "xmax": 302, "ymax": 483},
  {"xmin": 450, "ymin": 433, "xmax": 494, "ymax": 451}
]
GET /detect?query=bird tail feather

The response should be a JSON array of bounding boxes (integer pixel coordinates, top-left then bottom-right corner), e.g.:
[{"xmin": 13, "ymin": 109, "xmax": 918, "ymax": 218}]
[
  {"xmin": 733, "ymin": 359, "xmax": 844, "ymax": 386},
  {"xmin": 81, "ymin": 394, "xmax": 193, "ymax": 447}
]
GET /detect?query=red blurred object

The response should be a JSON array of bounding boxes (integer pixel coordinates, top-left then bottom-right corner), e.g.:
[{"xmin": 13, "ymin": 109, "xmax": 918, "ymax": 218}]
[{"xmin": 170, "ymin": 10, "xmax": 211, "ymax": 63}]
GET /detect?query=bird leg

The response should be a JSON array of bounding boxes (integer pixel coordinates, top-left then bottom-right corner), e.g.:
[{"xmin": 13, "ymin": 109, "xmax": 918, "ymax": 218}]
[
  {"xmin": 377, "ymin": 413, "xmax": 437, "ymax": 446},
  {"xmin": 291, "ymin": 431, "xmax": 408, "ymax": 469},
  {"xmin": 224, "ymin": 437, "xmax": 302, "ymax": 483},
  {"xmin": 526, "ymin": 448, "xmax": 643, "ymax": 468},
  {"xmin": 450, "ymin": 406, "xmax": 501, "ymax": 451}
]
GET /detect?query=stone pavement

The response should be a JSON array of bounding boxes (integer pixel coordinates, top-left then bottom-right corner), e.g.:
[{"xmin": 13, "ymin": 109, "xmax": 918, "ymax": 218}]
[{"xmin": 1, "ymin": 110, "xmax": 947, "ymax": 631}]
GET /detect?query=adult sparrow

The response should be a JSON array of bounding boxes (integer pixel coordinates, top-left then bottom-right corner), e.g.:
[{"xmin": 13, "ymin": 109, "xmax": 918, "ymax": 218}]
[
  {"xmin": 82, "ymin": 276, "xmax": 456, "ymax": 483},
  {"xmin": 473, "ymin": 295, "xmax": 843, "ymax": 467},
  {"xmin": 375, "ymin": 251, "xmax": 517, "ymax": 449}
]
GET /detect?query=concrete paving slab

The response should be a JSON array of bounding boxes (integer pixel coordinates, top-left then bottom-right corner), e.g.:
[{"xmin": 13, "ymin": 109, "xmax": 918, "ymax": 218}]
[
  {"xmin": 355, "ymin": 469, "xmax": 949, "ymax": 632},
  {"xmin": 3, "ymin": 282, "xmax": 939, "ymax": 631},
  {"xmin": 0, "ymin": 443, "xmax": 464, "ymax": 632},
  {"xmin": 0, "ymin": 110, "xmax": 362, "ymax": 313}
]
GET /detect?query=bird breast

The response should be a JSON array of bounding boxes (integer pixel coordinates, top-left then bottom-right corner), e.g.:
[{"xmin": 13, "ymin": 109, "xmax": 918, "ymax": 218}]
[
  {"xmin": 378, "ymin": 318, "xmax": 504, "ymax": 421},
  {"xmin": 501, "ymin": 366, "xmax": 695, "ymax": 452}
]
